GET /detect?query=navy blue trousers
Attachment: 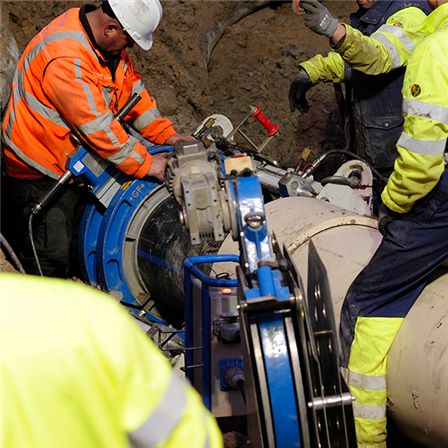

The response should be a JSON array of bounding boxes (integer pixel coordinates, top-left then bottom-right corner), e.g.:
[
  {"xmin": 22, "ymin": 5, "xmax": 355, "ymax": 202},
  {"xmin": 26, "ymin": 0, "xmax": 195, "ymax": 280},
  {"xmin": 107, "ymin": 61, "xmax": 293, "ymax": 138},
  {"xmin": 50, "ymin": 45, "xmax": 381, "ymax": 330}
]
[{"xmin": 340, "ymin": 168, "xmax": 448, "ymax": 366}]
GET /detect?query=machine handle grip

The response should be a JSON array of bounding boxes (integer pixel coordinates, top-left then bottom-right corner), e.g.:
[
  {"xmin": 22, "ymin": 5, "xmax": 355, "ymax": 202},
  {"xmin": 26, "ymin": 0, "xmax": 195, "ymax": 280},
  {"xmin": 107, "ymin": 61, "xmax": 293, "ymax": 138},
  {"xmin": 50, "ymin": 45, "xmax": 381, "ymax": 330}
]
[
  {"xmin": 116, "ymin": 93, "xmax": 142, "ymax": 123},
  {"xmin": 251, "ymin": 105, "xmax": 280, "ymax": 137}
]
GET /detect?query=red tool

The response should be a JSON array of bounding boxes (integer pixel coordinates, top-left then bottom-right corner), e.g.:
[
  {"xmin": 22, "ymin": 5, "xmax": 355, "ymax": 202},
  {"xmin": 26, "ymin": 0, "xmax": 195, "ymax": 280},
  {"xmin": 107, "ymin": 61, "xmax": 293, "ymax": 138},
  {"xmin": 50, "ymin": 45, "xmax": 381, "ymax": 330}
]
[
  {"xmin": 228, "ymin": 104, "xmax": 280, "ymax": 154},
  {"xmin": 251, "ymin": 104, "xmax": 280, "ymax": 137}
]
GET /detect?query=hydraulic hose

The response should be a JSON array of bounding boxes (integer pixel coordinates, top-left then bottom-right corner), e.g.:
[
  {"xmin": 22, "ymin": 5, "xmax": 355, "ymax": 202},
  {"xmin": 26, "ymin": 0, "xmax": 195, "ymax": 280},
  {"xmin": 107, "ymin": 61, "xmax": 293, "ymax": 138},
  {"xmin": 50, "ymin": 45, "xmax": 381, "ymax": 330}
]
[
  {"xmin": 301, "ymin": 149, "xmax": 388, "ymax": 185},
  {"xmin": 28, "ymin": 214, "xmax": 43, "ymax": 277}
]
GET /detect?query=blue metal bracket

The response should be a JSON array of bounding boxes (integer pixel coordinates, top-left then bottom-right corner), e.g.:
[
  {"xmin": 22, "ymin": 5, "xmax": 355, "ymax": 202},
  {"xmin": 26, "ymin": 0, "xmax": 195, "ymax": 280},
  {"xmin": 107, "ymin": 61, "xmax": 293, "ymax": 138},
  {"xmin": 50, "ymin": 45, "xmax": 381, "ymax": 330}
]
[{"xmin": 183, "ymin": 254, "xmax": 239, "ymax": 410}]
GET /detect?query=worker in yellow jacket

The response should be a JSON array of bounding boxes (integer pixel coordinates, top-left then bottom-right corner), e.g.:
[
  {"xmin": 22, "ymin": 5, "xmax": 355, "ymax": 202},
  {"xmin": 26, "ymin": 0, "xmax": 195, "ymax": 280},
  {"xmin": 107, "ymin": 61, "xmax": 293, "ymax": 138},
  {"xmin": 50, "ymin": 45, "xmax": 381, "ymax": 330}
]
[
  {"xmin": 299, "ymin": 1, "xmax": 448, "ymax": 446},
  {"xmin": 289, "ymin": 0, "xmax": 430, "ymax": 193},
  {"xmin": 296, "ymin": 0, "xmax": 448, "ymax": 445},
  {"xmin": 1, "ymin": 0, "xmax": 194, "ymax": 277},
  {"xmin": 0, "ymin": 273, "xmax": 223, "ymax": 448}
]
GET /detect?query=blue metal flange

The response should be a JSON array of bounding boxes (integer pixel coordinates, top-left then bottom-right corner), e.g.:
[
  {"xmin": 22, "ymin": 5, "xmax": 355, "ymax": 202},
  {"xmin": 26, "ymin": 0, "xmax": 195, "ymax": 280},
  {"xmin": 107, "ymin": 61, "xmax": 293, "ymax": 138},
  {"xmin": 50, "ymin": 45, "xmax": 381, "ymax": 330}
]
[
  {"xmin": 77, "ymin": 144, "xmax": 173, "ymax": 296},
  {"xmin": 96, "ymin": 178, "xmax": 160, "ymax": 305},
  {"xmin": 78, "ymin": 202, "xmax": 105, "ymax": 285}
]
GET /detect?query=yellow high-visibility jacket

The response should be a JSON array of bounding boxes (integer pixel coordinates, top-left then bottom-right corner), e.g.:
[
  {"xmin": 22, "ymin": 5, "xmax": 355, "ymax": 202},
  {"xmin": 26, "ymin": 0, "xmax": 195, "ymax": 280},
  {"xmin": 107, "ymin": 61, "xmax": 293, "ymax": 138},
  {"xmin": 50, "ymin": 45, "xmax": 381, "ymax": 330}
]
[
  {"xmin": 381, "ymin": 5, "xmax": 448, "ymax": 212},
  {"xmin": 300, "ymin": 5, "xmax": 429, "ymax": 83},
  {"xmin": 0, "ymin": 274, "xmax": 223, "ymax": 448}
]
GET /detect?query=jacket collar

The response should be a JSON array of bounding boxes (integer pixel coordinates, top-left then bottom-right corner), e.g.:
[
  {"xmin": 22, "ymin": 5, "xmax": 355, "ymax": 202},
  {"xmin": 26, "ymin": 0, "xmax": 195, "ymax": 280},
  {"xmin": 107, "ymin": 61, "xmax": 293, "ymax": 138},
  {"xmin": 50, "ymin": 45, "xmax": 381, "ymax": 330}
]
[
  {"xmin": 79, "ymin": 4, "xmax": 122, "ymax": 78},
  {"xmin": 420, "ymin": 2, "xmax": 448, "ymax": 34}
]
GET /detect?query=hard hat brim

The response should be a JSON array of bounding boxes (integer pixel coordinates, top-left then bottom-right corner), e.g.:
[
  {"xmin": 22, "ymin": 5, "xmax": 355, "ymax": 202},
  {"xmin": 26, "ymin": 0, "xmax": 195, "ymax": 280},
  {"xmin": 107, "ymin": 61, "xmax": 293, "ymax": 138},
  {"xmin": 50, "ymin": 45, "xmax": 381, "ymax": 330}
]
[{"xmin": 134, "ymin": 32, "xmax": 153, "ymax": 51}]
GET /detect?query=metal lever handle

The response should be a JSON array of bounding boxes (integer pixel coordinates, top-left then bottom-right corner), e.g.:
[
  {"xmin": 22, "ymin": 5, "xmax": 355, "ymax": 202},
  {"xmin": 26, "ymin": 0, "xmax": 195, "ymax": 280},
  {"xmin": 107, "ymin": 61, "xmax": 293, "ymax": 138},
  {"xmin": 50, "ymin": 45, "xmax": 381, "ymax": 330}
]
[
  {"xmin": 250, "ymin": 105, "xmax": 280, "ymax": 137},
  {"xmin": 115, "ymin": 93, "xmax": 142, "ymax": 123}
]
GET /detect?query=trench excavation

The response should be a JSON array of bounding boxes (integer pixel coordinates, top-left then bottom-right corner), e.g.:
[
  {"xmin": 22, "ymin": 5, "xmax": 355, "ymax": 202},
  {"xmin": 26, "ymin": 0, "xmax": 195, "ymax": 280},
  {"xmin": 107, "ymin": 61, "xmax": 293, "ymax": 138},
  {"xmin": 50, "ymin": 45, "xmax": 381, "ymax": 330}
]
[{"xmin": 2, "ymin": 2, "xmax": 448, "ymax": 447}]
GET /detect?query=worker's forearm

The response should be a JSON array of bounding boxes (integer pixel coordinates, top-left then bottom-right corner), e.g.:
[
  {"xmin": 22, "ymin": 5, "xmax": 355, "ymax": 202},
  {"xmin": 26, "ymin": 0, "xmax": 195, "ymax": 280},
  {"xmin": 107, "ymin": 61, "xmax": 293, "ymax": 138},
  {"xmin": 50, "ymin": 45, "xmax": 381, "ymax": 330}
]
[
  {"xmin": 299, "ymin": 52, "xmax": 345, "ymax": 84},
  {"xmin": 330, "ymin": 24, "xmax": 346, "ymax": 48},
  {"xmin": 332, "ymin": 25, "xmax": 395, "ymax": 75}
]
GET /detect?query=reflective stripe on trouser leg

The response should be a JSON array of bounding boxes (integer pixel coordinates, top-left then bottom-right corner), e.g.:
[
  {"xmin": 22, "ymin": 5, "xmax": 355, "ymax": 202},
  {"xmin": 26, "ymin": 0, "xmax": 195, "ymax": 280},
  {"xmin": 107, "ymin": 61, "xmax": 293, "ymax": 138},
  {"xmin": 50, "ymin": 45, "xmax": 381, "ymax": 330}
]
[{"xmin": 347, "ymin": 316, "xmax": 403, "ymax": 448}]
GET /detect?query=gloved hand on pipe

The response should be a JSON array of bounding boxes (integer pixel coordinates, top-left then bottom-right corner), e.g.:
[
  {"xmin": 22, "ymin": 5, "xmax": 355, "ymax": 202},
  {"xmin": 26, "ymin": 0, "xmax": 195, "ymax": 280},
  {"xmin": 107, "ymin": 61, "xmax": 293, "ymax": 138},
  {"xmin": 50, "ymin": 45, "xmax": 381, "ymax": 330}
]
[
  {"xmin": 289, "ymin": 69, "xmax": 313, "ymax": 113},
  {"xmin": 378, "ymin": 203, "xmax": 400, "ymax": 236},
  {"xmin": 300, "ymin": 0, "xmax": 339, "ymax": 38}
]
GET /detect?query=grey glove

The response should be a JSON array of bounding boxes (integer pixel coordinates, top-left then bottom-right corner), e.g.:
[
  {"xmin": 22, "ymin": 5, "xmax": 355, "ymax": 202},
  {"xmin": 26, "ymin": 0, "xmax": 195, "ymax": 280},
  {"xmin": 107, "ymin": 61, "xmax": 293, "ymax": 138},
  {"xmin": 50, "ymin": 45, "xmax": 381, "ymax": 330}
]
[
  {"xmin": 289, "ymin": 69, "xmax": 313, "ymax": 113},
  {"xmin": 378, "ymin": 204, "xmax": 399, "ymax": 236},
  {"xmin": 300, "ymin": 0, "xmax": 339, "ymax": 38}
]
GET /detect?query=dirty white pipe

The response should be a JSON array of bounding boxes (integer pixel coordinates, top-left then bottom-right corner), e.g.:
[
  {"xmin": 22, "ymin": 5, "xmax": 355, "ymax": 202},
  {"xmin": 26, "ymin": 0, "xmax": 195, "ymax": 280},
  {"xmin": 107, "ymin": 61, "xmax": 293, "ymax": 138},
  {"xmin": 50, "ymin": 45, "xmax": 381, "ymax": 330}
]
[
  {"xmin": 387, "ymin": 273, "xmax": 448, "ymax": 447},
  {"xmin": 216, "ymin": 196, "xmax": 448, "ymax": 447}
]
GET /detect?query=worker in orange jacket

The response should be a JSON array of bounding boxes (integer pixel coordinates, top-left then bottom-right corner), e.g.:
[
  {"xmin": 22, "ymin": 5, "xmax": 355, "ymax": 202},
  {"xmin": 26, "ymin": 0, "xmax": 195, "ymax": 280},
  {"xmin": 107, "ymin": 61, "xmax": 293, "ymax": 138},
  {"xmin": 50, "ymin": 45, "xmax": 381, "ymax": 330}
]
[{"xmin": 1, "ymin": 0, "xmax": 194, "ymax": 277}]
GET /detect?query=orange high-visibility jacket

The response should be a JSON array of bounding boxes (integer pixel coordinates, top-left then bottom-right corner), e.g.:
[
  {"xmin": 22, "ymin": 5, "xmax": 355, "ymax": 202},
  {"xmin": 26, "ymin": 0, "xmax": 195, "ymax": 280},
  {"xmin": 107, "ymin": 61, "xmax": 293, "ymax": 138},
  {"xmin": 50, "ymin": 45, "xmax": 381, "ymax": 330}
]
[{"xmin": 2, "ymin": 8, "xmax": 176, "ymax": 180}]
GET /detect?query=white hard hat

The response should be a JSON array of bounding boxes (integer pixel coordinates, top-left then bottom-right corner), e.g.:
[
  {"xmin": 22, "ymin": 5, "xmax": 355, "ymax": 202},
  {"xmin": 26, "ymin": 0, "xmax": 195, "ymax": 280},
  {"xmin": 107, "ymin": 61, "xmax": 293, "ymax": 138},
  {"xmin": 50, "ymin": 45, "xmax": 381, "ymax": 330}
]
[{"xmin": 108, "ymin": 0, "xmax": 163, "ymax": 50}]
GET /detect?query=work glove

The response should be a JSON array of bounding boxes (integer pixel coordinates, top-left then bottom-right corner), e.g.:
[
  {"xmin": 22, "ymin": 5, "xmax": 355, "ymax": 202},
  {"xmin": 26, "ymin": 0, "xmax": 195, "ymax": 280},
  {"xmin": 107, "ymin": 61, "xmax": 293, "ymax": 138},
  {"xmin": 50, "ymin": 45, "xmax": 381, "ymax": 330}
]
[
  {"xmin": 289, "ymin": 69, "xmax": 313, "ymax": 113},
  {"xmin": 300, "ymin": 0, "xmax": 339, "ymax": 38},
  {"xmin": 377, "ymin": 203, "xmax": 399, "ymax": 236}
]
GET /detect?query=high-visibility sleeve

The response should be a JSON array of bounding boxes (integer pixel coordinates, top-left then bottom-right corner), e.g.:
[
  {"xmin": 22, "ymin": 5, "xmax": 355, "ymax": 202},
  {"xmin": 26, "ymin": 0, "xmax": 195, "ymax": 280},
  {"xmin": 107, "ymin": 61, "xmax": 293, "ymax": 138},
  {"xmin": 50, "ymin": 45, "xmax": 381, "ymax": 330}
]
[
  {"xmin": 117, "ymin": 300, "xmax": 223, "ymax": 448},
  {"xmin": 124, "ymin": 73, "xmax": 177, "ymax": 145},
  {"xmin": 299, "ymin": 51, "xmax": 345, "ymax": 84},
  {"xmin": 381, "ymin": 30, "xmax": 448, "ymax": 213},
  {"xmin": 336, "ymin": 6, "xmax": 427, "ymax": 76},
  {"xmin": 42, "ymin": 58, "xmax": 153, "ymax": 178}
]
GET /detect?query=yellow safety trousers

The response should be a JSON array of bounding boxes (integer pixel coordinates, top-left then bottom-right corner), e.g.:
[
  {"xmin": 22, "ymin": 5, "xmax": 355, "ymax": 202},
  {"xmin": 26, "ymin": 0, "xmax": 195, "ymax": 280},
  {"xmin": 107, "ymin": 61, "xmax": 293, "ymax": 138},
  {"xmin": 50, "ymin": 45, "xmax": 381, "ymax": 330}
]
[{"xmin": 345, "ymin": 317, "xmax": 404, "ymax": 447}]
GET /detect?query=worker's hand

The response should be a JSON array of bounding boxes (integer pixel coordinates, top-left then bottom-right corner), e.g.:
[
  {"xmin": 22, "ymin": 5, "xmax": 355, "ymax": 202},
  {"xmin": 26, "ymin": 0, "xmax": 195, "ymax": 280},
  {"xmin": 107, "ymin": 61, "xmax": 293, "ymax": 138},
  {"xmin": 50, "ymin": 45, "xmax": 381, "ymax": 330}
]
[
  {"xmin": 300, "ymin": 0, "xmax": 339, "ymax": 38},
  {"xmin": 147, "ymin": 154, "xmax": 168, "ymax": 182},
  {"xmin": 289, "ymin": 69, "xmax": 313, "ymax": 113},
  {"xmin": 165, "ymin": 133, "xmax": 197, "ymax": 146},
  {"xmin": 378, "ymin": 204, "xmax": 399, "ymax": 236}
]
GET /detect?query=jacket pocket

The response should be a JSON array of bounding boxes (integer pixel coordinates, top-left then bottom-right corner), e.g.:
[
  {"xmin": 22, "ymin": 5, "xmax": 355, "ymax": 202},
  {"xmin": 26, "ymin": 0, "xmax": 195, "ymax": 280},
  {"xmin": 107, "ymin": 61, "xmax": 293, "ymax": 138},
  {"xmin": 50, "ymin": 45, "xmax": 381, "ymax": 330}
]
[{"xmin": 361, "ymin": 114, "xmax": 403, "ymax": 169}]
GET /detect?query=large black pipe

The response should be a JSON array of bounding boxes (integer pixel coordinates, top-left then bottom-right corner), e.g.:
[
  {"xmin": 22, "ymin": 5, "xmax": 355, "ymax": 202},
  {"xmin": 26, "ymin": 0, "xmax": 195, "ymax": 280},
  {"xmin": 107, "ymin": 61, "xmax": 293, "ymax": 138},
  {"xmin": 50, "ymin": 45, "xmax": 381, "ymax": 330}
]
[{"xmin": 137, "ymin": 194, "xmax": 219, "ymax": 326}]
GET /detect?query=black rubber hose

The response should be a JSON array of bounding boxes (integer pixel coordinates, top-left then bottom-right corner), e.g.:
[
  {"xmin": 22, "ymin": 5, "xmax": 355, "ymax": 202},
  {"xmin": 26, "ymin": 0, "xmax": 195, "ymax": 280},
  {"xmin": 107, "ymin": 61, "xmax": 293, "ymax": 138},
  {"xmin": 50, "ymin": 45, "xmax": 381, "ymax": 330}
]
[
  {"xmin": 302, "ymin": 149, "xmax": 388, "ymax": 185},
  {"xmin": 28, "ymin": 214, "xmax": 44, "ymax": 277}
]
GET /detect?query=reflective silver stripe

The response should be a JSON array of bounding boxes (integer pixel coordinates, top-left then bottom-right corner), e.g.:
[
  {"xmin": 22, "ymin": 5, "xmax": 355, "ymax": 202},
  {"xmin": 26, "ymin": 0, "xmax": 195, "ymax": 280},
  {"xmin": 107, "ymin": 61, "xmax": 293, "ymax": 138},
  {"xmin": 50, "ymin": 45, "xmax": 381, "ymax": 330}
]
[
  {"xmin": 74, "ymin": 58, "xmax": 101, "ymax": 118},
  {"xmin": 2, "ymin": 132, "xmax": 59, "ymax": 179},
  {"xmin": 6, "ymin": 31, "xmax": 95, "ymax": 134},
  {"xmin": 78, "ymin": 111, "xmax": 114, "ymax": 136},
  {"xmin": 342, "ymin": 368, "xmax": 386, "ymax": 391},
  {"xmin": 3, "ymin": 29, "xmax": 100, "ymax": 178},
  {"xmin": 123, "ymin": 60, "xmax": 129, "ymax": 74},
  {"xmin": 201, "ymin": 408, "xmax": 212, "ymax": 448},
  {"xmin": 398, "ymin": 132, "xmax": 447, "ymax": 156},
  {"xmin": 353, "ymin": 402, "xmax": 386, "ymax": 420},
  {"xmin": 375, "ymin": 24, "xmax": 415, "ymax": 53},
  {"xmin": 106, "ymin": 135, "xmax": 145, "ymax": 165},
  {"xmin": 101, "ymin": 86, "xmax": 112, "ymax": 107},
  {"xmin": 132, "ymin": 79, "xmax": 145, "ymax": 95},
  {"xmin": 128, "ymin": 373, "xmax": 187, "ymax": 447},
  {"xmin": 25, "ymin": 31, "xmax": 97, "ymax": 70},
  {"xmin": 371, "ymin": 33, "xmax": 401, "ymax": 68},
  {"xmin": 403, "ymin": 99, "xmax": 448, "ymax": 124},
  {"xmin": 12, "ymin": 86, "xmax": 69, "ymax": 129},
  {"xmin": 132, "ymin": 108, "xmax": 162, "ymax": 131}
]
